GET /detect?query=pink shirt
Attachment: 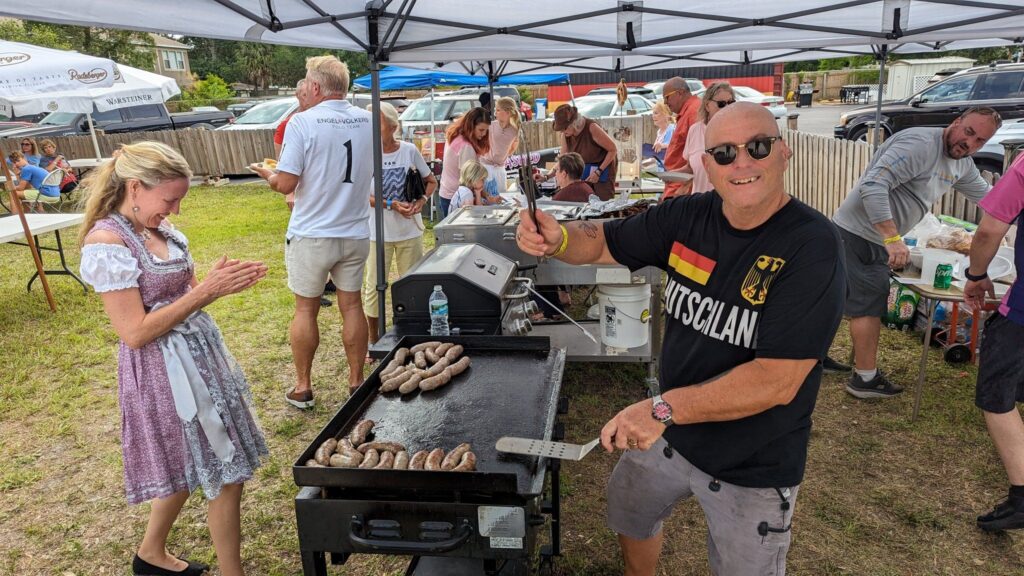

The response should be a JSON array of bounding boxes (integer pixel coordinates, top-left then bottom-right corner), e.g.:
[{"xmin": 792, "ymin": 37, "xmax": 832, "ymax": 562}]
[
  {"xmin": 482, "ymin": 120, "xmax": 518, "ymax": 168},
  {"xmin": 978, "ymin": 155, "xmax": 1024, "ymax": 321},
  {"xmin": 682, "ymin": 121, "xmax": 711, "ymax": 194},
  {"xmin": 440, "ymin": 136, "xmax": 476, "ymax": 199}
]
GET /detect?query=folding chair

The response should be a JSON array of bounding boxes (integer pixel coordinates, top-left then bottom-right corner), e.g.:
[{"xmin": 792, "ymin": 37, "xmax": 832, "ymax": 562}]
[{"xmin": 23, "ymin": 168, "xmax": 64, "ymax": 213}]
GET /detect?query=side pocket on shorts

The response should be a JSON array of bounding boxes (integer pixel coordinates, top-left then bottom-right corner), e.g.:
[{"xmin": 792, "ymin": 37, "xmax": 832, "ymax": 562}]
[{"xmin": 757, "ymin": 487, "xmax": 795, "ymax": 548}]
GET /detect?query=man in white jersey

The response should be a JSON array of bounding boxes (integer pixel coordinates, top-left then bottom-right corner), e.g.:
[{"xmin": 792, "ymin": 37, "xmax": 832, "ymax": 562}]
[{"xmin": 252, "ymin": 55, "xmax": 374, "ymax": 407}]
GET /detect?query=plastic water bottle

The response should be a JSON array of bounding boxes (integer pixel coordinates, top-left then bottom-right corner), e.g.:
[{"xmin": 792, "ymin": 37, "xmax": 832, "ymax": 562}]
[{"xmin": 429, "ymin": 285, "xmax": 450, "ymax": 336}]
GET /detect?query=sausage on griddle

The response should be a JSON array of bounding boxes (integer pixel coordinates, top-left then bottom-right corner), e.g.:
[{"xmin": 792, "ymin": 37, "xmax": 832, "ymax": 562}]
[
  {"xmin": 409, "ymin": 450, "xmax": 429, "ymax": 470},
  {"xmin": 443, "ymin": 344, "xmax": 464, "ymax": 362},
  {"xmin": 424, "ymin": 448, "xmax": 445, "ymax": 470},
  {"xmin": 399, "ymin": 374, "xmax": 423, "ymax": 394},
  {"xmin": 358, "ymin": 448, "xmax": 380, "ymax": 468},
  {"xmin": 441, "ymin": 443, "xmax": 471, "ymax": 470},
  {"xmin": 314, "ymin": 438, "xmax": 338, "ymax": 466},
  {"xmin": 410, "ymin": 341, "xmax": 441, "ymax": 354},
  {"xmin": 394, "ymin": 451, "xmax": 410, "ymax": 470},
  {"xmin": 329, "ymin": 450, "xmax": 363, "ymax": 468},
  {"xmin": 357, "ymin": 441, "xmax": 406, "ymax": 454},
  {"xmin": 349, "ymin": 419, "xmax": 375, "ymax": 446},
  {"xmin": 452, "ymin": 451, "xmax": 477, "ymax": 472},
  {"xmin": 375, "ymin": 451, "xmax": 395, "ymax": 469}
]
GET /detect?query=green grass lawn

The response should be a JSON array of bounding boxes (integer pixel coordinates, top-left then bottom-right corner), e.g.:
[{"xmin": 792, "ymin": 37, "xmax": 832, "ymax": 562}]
[{"xmin": 1, "ymin": 183, "xmax": 1023, "ymax": 575}]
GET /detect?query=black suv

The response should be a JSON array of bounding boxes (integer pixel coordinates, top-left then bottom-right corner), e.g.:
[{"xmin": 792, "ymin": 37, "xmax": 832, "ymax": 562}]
[{"xmin": 834, "ymin": 62, "xmax": 1024, "ymax": 170}]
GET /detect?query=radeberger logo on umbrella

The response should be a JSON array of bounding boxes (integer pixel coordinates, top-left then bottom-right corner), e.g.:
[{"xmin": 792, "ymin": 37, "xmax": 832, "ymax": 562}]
[
  {"xmin": 0, "ymin": 52, "xmax": 30, "ymax": 66},
  {"xmin": 69, "ymin": 68, "xmax": 109, "ymax": 84}
]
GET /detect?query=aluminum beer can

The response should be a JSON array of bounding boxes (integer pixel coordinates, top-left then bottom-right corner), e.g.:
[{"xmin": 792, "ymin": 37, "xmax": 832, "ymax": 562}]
[{"xmin": 933, "ymin": 263, "xmax": 953, "ymax": 290}]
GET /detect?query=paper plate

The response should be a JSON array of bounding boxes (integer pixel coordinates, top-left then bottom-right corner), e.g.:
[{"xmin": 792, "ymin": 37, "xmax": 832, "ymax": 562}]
[
  {"xmin": 653, "ymin": 171, "xmax": 694, "ymax": 183},
  {"xmin": 954, "ymin": 253, "xmax": 1013, "ymax": 281}
]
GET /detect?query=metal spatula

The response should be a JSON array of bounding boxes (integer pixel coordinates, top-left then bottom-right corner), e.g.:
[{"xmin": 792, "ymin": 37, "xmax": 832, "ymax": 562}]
[{"xmin": 496, "ymin": 436, "xmax": 601, "ymax": 461}]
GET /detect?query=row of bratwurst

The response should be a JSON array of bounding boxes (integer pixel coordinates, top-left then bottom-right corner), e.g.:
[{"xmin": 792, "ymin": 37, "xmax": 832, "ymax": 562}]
[{"xmin": 305, "ymin": 418, "xmax": 477, "ymax": 472}]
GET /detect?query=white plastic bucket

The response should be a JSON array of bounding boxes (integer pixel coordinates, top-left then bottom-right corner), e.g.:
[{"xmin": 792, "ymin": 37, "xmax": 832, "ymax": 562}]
[
  {"xmin": 597, "ymin": 284, "xmax": 651, "ymax": 349},
  {"xmin": 920, "ymin": 248, "xmax": 960, "ymax": 286}
]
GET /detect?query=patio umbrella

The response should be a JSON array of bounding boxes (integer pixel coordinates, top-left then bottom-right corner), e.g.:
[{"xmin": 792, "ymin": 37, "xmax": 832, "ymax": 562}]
[{"xmin": 0, "ymin": 40, "xmax": 119, "ymax": 117}]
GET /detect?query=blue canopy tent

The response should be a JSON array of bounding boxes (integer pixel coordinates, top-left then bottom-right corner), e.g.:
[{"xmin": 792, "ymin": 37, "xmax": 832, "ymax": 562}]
[{"xmin": 352, "ymin": 65, "xmax": 570, "ymax": 90}]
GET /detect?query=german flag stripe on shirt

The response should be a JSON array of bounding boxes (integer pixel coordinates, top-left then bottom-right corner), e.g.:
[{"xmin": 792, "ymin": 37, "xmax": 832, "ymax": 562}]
[{"xmin": 668, "ymin": 241, "xmax": 716, "ymax": 285}]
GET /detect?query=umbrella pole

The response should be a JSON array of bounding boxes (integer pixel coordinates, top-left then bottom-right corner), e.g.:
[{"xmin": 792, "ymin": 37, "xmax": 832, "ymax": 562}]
[
  {"xmin": 370, "ymin": 62, "xmax": 388, "ymax": 337},
  {"xmin": 87, "ymin": 112, "xmax": 102, "ymax": 159},
  {"xmin": 2, "ymin": 160, "xmax": 56, "ymax": 311}
]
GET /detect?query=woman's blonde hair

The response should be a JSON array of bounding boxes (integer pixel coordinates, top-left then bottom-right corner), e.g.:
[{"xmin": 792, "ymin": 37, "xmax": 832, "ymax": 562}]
[
  {"xmin": 495, "ymin": 96, "xmax": 520, "ymax": 129},
  {"xmin": 459, "ymin": 159, "xmax": 488, "ymax": 188},
  {"xmin": 652, "ymin": 101, "xmax": 673, "ymax": 122},
  {"xmin": 78, "ymin": 141, "xmax": 192, "ymax": 245},
  {"xmin": 371, "ymin": 101, "xmax": 402, "ymax": 139},
  {"xmin": 699, "ymin": 82, "xmax": 734, "ymax": 123},
  {"xmin": 38, "ymin": 138, "xmax": 57, "ymax": 151}
]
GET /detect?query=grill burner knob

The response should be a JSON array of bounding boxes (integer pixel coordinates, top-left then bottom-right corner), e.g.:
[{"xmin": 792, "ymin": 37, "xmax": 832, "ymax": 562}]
[{"xmin": 474, "ymin": 258, "xmax": 486, "ymax": 268}]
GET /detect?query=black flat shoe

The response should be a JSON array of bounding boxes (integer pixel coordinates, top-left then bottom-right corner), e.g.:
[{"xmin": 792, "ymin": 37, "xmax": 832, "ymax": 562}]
[{"xmin": 132, "ymin": 554, "xmax": 209, "ymax": 576}]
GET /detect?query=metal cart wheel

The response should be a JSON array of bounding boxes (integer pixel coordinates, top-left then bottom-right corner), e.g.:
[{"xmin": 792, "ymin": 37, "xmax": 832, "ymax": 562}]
[{"xmin": 944, "ymin": 344, "xmax": 972, "ymax": 364}]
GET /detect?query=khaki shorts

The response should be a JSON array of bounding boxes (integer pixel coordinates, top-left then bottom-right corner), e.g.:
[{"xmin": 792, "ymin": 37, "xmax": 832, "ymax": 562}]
[
  {"xmin": 361, "ymin": 237, "xmax": 424, "ymax": 318},
  {"xmin": 285, "ymin": 235, "xmax": 369, "ymax": 297},
  {"xmin": 607, "ymin": 437, "xmax": 799, "ymax": 576}
]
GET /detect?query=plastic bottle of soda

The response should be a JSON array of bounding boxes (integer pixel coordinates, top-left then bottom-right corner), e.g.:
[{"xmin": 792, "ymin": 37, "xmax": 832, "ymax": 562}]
[{"xmin": 428, "ymin": 285, "xmax": 450, "ymax": 336}]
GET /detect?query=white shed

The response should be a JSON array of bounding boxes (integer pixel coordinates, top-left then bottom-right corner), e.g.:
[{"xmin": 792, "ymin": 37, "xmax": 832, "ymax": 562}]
[{"xmin": 884, "ymin": 56, "xmax": 976, "ymax": 100}]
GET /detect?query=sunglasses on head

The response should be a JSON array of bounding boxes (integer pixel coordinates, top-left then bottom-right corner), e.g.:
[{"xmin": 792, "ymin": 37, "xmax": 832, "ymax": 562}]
[
  {"xmin": 704, "ymin": 136, "xmax": 781, "ymax": 166},
  {"xmin": 711, "ymin": 99, "xmax": 736, "ymax": 109}
]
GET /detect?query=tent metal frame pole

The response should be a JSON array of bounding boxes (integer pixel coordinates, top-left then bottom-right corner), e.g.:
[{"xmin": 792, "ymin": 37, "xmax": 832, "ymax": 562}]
[
  {"xmin": 367, "ymin": 7, "xmax": 389, "ymax": 336},
  {"xmin": 298, "ymin": 0, "xmax": 369, "ymax": 50},
  {"xmin": 487, "ymin": 61, "xmax": 495, "ymax": 111},
  {"xmin": 873, "ymin": 43, "xmax": 889, "ymax": 151}
]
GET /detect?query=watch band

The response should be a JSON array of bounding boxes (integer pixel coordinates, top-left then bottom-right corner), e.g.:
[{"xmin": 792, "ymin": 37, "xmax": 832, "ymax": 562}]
[{"xmin": 651, "ymin": 394, "xmax": 674, "ymax": 425}]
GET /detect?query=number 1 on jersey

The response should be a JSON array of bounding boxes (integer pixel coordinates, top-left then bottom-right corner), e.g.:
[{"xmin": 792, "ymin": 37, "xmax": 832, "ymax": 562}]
[{"xmin": 342, "ymin": 140, "xmax": 352, "ymax": 183}]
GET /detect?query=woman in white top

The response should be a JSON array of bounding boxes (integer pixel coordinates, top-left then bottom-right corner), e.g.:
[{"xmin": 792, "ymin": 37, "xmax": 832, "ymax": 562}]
[
  {"xmin": 680, "ymin": 82, "xmax": 735, "ymax": 194},
  {"xmin": 480, "ymin": 96, "xmax": 521, "ymax": 196},
  {"xmin": 363, "ymin": 102, "xmax": 437, "ymax": 343}
]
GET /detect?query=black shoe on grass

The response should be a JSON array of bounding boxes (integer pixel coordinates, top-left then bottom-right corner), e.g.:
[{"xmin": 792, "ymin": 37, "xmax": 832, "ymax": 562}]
[
  {"xmin": 978, "ymin": 497, "xmax": 1024, "ymax": 532},
  {"xmin": 823, "ymin": 355, "xmax": 852, "ymax": 373},
  {"xmin": 845, "ymin": 371, "xmax": 903, "ymax": 399}
]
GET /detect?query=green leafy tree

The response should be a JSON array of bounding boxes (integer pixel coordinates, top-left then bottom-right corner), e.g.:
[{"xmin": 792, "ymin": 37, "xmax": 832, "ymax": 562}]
[
  {"xmin": 181, "ymin": 36, "xmax": 246, "ymax": 84},
  {"xmin": 0, "ymin": 20, "xmax": 153, "ymax": 68},
  {"xmin": 180, "ymin": 74, "xmax": 234, "ymax": 109},
  {"xmin": 239, "ymin": 42, "xmax": 274, "ymax": 90}
]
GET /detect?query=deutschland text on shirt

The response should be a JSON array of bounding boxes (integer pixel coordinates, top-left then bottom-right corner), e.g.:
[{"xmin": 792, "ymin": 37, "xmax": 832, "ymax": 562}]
[{"xmin": 663, "ymin": 277, "xmax": 758, "ymax": 349}]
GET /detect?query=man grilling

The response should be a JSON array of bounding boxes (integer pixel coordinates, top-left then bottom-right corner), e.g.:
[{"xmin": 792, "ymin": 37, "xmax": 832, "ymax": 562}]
[{"xmin": 515, "ymin": 102, "xmax": 845, "ymax": 575}]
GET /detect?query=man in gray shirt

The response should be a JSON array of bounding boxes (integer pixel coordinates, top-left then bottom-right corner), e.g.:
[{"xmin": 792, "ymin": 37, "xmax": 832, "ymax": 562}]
[{"xmin": 832, "ymin": 107, "xmax": 1001, "ymax": 399}]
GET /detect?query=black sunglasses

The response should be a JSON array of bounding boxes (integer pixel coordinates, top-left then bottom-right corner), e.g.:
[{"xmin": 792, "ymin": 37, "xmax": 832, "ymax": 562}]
[
  {"xmin": 711, "ymin": 99, "xmax": 736, "ymax": 109},
  {"xmin": 704, "ymin": 136, "xmax": 781, "ymax": 166}
]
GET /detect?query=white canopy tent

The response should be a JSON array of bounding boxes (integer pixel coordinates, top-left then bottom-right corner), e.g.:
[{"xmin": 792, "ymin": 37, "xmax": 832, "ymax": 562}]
[{"xmin": 6, "ymin": 0, "xmax": 1021, "ymax": 326}]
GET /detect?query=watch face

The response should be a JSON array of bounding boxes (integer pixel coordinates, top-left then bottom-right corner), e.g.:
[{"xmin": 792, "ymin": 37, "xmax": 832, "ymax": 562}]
[{"xmin": 653, "ymin": 401, "xmax": 672, "ymax": 422}]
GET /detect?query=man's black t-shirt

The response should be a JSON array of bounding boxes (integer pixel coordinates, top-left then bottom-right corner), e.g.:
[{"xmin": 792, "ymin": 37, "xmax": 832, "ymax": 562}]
[{"xmin": 604, "ymin": 192, "xmax": 845, "ymax": 488}]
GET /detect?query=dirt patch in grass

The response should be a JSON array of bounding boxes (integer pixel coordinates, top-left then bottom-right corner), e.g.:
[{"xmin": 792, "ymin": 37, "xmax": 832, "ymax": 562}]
[{"xmin": 1, "ymin": 184, "xmax": 1023, "ymax": 574}]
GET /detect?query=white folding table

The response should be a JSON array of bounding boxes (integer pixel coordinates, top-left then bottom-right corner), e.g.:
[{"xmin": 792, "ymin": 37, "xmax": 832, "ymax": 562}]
[{"xmin": 0, "ymin": 212, "xmax": 87, "ymax": 294}]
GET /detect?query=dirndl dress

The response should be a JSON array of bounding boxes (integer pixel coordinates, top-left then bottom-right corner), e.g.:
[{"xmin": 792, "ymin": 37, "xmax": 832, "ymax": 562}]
[{"xmin": 79, "ymin": 214, "xmax": 268, "ymax": 504}]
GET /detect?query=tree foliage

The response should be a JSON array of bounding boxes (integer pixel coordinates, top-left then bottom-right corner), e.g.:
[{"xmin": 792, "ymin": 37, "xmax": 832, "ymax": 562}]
[
  {"xmin": 784, "ymin": 44, "xmax": 1021, "ymax": 73},
  {"xmin": 180, "ymin": 74, "xmax": 234, "ymax": 109},
  {"xmin": 0, "ymin": 20, "xmax": 153, "ymax": 69}
]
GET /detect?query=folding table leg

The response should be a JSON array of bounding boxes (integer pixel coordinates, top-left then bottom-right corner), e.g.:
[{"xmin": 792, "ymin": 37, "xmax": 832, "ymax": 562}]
[{"xmin": 912, "ymin": 299, "xmax": 937, "ymax": 422}]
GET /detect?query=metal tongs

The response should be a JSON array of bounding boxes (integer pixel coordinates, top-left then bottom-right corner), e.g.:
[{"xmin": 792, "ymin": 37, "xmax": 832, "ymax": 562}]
[
  {"xmin": 496, "ymin": 436, "xmax": 601, "ymax": 461},
  {"xmin": 515, "ymin": 125, "xmax": 540, "ymax": 227}
]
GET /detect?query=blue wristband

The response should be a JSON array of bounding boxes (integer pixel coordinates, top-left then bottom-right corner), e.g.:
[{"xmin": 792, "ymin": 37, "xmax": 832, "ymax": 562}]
[{"xmin": 386, "ymin": 198, "xmax": 392, "ymax": 210}]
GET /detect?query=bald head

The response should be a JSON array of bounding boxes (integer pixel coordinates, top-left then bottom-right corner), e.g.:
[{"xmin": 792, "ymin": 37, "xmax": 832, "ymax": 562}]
[{"xmin": 704, "ymin": 101, "xmax": 778, "ymax": 148}]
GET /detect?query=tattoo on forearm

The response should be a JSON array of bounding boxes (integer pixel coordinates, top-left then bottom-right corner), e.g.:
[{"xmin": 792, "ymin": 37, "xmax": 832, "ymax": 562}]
[{"xmin": 578, "ymin": 221, "xmax": 598, "ymax": 239}]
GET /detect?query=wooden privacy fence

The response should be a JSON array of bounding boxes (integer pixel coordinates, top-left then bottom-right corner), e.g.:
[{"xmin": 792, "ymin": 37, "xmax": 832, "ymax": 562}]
[
  {"xmin": 780, "ymin": 128, "xmax": 984, "ymax": 224},
  {"xmin": 2, "ymin": 123, "xmax": 985, "ymax": 224},
  {"xmin": 0, "ymin": 129, "xmax": 277, "ymax": 177}
]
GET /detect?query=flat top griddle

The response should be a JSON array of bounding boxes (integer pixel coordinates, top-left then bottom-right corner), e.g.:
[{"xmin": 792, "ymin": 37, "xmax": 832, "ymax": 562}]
[{"xmin": 294, "ymin": 336, "xmax": 565, "ymax": 496}]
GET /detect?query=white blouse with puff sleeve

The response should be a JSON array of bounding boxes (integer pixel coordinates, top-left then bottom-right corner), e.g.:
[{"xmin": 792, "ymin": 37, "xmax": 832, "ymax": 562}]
[{"xmin": 80, "ymin": 241, "xmax": 184, "ymax": 292}]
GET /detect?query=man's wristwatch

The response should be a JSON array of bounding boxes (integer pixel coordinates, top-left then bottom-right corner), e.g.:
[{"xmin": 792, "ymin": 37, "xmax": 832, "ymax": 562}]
[
  {"xmin": 964, "ymin": 268, "xmax": 989, "ymax": 282},
  {"xmin": 651, "ymin": 394, "xmax": 674, "ymax": 425}
]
